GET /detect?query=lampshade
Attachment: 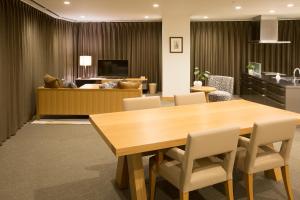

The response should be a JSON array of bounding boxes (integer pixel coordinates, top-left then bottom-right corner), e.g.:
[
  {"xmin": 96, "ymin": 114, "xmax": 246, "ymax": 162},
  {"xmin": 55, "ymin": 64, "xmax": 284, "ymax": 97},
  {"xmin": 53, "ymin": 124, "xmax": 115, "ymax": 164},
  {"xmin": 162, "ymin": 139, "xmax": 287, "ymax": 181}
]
[{"xmin": 79, "ymin": 56, "xmax": 92, "ymax": 66}]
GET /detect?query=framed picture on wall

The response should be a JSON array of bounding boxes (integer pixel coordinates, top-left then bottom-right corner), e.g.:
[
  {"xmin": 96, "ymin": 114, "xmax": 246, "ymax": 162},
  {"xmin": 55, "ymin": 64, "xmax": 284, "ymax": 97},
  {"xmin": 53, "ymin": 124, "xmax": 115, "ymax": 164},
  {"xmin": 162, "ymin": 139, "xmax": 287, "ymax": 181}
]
[{"xmin": 170, "ymin": 37, "xmax": 183, "ymax": 53}]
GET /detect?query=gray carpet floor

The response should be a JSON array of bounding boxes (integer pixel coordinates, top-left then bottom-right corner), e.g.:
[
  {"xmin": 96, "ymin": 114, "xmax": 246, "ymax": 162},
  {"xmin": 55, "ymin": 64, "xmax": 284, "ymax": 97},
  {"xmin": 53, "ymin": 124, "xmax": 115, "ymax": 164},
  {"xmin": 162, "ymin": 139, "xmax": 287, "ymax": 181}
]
[{"xmin": 0, "ymin": 124, "xmax": 300, "ymax": 200}]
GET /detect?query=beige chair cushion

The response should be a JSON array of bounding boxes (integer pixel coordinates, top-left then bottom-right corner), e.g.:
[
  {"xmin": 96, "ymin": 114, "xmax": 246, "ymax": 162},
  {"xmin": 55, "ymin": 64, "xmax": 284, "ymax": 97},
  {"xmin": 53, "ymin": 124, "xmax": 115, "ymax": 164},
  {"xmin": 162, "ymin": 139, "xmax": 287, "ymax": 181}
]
[
  {"xmin": 159, "ymin": 157, "xmax": 227, "ymax": 191},
  {"xmin": 174, "ymin": 92, "xmax": 206, "ymax": 106},
  {"xmin": 123, "ymin": 96, "xmax": 160, "ymax": 111}
]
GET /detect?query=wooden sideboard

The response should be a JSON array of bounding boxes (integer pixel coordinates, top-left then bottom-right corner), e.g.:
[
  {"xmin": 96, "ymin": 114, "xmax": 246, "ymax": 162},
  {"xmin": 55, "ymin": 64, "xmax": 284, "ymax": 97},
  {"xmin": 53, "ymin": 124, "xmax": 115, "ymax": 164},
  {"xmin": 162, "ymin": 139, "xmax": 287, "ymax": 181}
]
[
  {"xmin": 241, "ymin": 73, "xmax": 300, "ymax": 113},
  {"xmin": 36, "ymin": 86, "xmax": 142, "ymax": 118}
]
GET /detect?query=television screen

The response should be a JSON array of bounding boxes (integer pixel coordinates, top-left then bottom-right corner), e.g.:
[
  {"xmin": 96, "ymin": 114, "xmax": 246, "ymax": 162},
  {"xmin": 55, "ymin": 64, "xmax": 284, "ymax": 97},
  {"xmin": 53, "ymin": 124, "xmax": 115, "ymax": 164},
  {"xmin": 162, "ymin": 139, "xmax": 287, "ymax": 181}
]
[{"xmin": 97, "ymin": 60, "xmax": 128, "ymax": 77}]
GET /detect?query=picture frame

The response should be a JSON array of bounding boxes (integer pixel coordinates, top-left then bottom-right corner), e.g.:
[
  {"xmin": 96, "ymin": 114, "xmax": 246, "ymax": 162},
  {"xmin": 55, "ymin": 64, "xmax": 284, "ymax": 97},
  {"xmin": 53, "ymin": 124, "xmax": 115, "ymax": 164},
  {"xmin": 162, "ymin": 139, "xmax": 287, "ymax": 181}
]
[{"xmin": 169, "ymin": 37, "xmax": 183, "ymax": 53}]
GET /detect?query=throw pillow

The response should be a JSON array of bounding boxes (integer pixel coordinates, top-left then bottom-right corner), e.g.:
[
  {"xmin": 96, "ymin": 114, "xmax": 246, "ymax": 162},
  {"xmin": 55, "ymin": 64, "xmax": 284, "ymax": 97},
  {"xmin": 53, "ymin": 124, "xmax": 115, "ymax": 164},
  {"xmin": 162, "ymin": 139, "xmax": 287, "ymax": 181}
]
[
  {"xmin": 118, "ymin": 81, "xmax": 141, "ymax": 89},
  {"xmin": 99, "ymin": 81, "xmax": 118, "ymax": 89},
  {"xmin": 44, "ymin": 74, "xmax": 61, "ymax": 88}
]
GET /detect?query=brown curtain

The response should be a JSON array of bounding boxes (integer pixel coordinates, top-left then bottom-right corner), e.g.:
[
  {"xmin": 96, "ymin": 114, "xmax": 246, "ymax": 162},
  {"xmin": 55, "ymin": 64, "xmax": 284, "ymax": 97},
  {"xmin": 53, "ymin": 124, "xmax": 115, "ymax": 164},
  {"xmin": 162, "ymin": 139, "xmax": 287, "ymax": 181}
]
[
  {"xmin": 250, "ymin": 20, "xmax": 300, "ymax": 75},
  {"xmin": 191, "ymin": 21, "xmax": 251, "ymax": 93},
  {"xmin": 191, "ymin": 20, "xmax": 300, "ymax": 94},
  {"xmin": 0, "ymin": 0, "xmax": 76, "ymax": 145},
  {"xmin": 76, "ymin": 22, "xmax": 162, "ymax": 89}
]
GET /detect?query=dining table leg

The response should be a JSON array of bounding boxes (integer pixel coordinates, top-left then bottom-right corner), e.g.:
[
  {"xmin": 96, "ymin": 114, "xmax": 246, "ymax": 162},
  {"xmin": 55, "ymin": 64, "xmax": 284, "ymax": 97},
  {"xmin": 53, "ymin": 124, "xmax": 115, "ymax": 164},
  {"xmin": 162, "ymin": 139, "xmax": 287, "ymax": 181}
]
[
  {"xmin": 116, "ymin": 156, "xmax": 129, "ymax": 189},
  {"xmin": 127, "ymin": 153, "xmax": 147, "ymax": 200}
]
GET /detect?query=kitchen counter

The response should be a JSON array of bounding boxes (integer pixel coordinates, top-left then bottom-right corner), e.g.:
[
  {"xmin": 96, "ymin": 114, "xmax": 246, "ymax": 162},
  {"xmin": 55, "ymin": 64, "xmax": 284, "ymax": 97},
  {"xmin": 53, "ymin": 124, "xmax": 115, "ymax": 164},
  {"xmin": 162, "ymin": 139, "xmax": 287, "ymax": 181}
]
[
  {"xmin": 248, "ymin": 73, "xmax": 300, "ymax": 88},
  {"xmin": 241, "ymin": 73, "xmax": 300, "ymax": 113}
]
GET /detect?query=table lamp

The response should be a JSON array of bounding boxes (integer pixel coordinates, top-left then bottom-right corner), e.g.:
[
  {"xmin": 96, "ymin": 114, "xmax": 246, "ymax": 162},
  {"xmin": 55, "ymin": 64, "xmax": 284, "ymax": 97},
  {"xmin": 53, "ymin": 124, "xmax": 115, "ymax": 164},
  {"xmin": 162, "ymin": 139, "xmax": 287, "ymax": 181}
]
[{"xmin": 80, "ymin": 56, "xmax": 92, "ymax": 78}]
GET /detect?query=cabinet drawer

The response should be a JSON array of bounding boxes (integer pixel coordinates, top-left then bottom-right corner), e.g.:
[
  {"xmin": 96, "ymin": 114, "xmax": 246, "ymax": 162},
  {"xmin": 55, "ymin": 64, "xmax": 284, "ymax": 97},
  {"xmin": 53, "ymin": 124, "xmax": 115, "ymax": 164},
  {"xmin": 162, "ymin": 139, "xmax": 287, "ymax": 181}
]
[{"xmin": 266, "ymin": 84, "xmax": 285, "ymax": 96}]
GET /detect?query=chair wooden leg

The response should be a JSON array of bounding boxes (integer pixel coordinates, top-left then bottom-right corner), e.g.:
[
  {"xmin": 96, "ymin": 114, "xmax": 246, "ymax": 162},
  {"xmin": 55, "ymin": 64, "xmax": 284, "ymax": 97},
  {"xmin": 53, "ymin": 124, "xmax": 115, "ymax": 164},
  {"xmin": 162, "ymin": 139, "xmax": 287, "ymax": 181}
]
[
  {"xmin": 180, "ymin": 191, "xmax": 189, "ymax": 200},
  {"xmin": 224, "ymin": 179, "xmax": 234, "ymax": 200},
  {"xmin": 115, "ymin": 156, "xmax": 129, "ymax": 189},
  {"xmin": 264, "ymin": 144, "xmax": 282, "ymax": 182},
  {"xmin": 281, "ymin": 165, "xmax": 294, "ymax": 200},
  {"xmin": 264, "ymin": 167, "xmax": 282, "ymax": 182},
  {"xmin": 245, "ymin": 174, "xmax": 254, "ymax": 200},
  {"xmin": 149, "ymin": 156, "xmax": 157, "ymax": 200}
]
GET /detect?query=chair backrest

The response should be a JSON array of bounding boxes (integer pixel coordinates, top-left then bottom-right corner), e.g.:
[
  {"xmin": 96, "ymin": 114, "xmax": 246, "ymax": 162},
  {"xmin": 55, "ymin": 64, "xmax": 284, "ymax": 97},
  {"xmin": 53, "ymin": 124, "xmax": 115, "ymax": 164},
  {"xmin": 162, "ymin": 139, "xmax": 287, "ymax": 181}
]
[
  {"xmin": 123, "ymin": 96, "xmax": 161, "ymax": 111},
  {"xmin": 244, "ymin": 117, "xmax": 297, "ymax": 174},
  {"xmin": 208, "ymin": 75, "xmax": 234, "ymax": 94},
  {"xmin": 181, "ymin": 126, "xmax": 239, "ymax": 191},
  {"xmin": 174, "ymin": 92, "xmax": 206, "ymax": 106}
]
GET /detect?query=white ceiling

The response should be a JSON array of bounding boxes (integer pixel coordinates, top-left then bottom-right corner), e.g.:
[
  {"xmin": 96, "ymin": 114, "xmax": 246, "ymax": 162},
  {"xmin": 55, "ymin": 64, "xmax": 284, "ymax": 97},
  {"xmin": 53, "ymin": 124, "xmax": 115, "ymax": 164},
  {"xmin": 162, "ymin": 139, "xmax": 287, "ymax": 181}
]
[{"xmin": 32, "ymin": 0, "xmax": 300, "ymax": 22}]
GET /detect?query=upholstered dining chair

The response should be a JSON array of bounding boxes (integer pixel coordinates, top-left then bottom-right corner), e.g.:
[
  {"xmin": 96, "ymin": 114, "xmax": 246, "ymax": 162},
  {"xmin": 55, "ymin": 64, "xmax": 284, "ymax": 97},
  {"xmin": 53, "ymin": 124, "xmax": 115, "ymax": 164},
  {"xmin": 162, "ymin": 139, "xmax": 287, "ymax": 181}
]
[
  {"xmin": 207, "ymin": 75, "xmax": 234, "ymax": 102},
  {"xmin": 123, "ymin": 96, "xmax": 161, "ymax": 111},
  {"xmin": 174, "ymin": 92, "xmax": 207, "ymax": 106},
  {"xmin": 236, "ymin": 117, "xmax": 297, "ymax": 200},
  {"xmin": 149, "ymin": 126, "xmax": 239, "ymax": 200}
]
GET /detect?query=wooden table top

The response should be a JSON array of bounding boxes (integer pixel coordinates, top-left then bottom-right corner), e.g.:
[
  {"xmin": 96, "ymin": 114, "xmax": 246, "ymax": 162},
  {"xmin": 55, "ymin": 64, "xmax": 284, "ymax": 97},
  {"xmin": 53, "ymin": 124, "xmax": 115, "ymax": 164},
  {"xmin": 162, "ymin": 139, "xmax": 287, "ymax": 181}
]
[
  {"xmin": 90, "ymin": 100, "xmax": 300, "ymax": 157},
  {"xmin": 190, "ymin": 86, "xmax": 216, "ymax": 92}
]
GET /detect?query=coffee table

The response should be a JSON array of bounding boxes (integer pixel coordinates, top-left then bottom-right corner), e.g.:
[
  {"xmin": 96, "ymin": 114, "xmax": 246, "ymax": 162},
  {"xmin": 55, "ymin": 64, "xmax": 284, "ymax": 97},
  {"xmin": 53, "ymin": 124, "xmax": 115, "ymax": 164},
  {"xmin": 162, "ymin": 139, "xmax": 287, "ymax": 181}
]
[{"xmin": 190, "ymin": 86, "xmax": 216, "ymax": 102}]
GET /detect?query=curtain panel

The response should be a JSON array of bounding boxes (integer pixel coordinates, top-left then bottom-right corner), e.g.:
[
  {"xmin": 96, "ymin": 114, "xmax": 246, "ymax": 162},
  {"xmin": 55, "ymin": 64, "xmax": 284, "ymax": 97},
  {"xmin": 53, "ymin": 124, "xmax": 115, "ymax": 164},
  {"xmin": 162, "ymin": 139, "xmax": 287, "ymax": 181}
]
[
  {"xmin": 0, "ymin": 0, "xmax": 76, "ymax": 145},
  {"xmin": 191, "ymin": 21, "xmax": 252, "ymax": 94},
  {"xmin": 76, "ymin": 22, "xmax": 162, "ymax": 89},
  {"xmin": 191, "ymin": 20, "xmax": 300, "ymax": 94}
]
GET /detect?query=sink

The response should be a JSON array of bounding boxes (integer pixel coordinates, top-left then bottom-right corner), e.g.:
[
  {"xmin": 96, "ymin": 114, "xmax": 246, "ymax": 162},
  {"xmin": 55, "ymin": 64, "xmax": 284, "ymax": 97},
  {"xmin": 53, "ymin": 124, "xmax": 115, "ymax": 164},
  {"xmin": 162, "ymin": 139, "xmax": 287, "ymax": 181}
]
[
  {"xmin": 279, "ymin": 77, "xmax": 293, "ymax": 81},
  {"xmin": 277, "ymin": 76, "xmax": 300, "ymax": 84}
]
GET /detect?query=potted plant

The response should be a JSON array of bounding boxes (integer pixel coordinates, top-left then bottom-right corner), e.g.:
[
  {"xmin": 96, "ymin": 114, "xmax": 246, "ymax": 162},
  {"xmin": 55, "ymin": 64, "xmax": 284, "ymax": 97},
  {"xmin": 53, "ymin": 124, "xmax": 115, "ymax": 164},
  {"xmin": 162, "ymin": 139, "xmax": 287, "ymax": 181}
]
[
  {"xmin": 247, "ymin": 63, "xmax": 255, "ymax": 75},
  {"xmin": 194, "ymin": 67, "xmax": 210, "ymax": 87}
]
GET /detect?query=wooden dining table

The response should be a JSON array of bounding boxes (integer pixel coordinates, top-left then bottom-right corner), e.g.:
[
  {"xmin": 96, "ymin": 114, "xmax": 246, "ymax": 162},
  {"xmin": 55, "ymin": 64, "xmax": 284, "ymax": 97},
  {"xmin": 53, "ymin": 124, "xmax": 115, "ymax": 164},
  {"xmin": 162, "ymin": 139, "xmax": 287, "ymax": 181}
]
[{"xmin": 89, "ymin": 99, "xmax": 300, "ymax": 200}]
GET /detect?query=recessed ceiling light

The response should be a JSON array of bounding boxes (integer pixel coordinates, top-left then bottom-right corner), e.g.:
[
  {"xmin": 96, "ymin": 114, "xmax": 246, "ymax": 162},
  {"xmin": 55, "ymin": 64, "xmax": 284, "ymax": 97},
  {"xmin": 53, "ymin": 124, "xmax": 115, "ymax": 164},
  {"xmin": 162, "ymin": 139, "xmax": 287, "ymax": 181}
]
[
  {"xmin": 235, "ymin": 6, "xmax": 242, "ymax": 10},
  {"xmin": 80, "ymin": 16, "xmax": 85, "ymax": 19},
  {"xmin": 287, "ymin": 3, "xmax": 294, "ymax": 7},
  {"xmin": 153, "ymin": 3, "xmax": 159, "ymax": 8},
  {"xmin": 144, "ymin": 16, "xmax": 149, "ymax": 19},
  {"xmin": 269, "ymin": 10, "xmax": 275, "ymax": 13},
  {"xmin": 203, "ymin": 16, "xmax": 208, "ymax": 19},
  {"xmin": 64, "ymin": 1, "xmax": 70, "ymax": 5}
]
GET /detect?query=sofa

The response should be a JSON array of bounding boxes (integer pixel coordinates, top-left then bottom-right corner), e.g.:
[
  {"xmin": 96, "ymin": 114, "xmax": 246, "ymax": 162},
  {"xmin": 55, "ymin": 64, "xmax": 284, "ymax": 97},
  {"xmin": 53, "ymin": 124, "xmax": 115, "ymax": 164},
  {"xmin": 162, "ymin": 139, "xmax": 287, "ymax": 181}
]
[{"xmin": 36, "ymin": 84, "xmax": 142, "ymax": 118}]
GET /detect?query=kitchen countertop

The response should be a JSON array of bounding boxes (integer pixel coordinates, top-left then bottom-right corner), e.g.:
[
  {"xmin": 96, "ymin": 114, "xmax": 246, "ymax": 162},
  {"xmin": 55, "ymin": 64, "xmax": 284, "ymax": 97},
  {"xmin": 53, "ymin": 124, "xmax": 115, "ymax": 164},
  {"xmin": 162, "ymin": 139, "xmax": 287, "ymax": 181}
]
[{"xmin": 245, "ymin": 73, "xmax": 300, "ymax": 88}]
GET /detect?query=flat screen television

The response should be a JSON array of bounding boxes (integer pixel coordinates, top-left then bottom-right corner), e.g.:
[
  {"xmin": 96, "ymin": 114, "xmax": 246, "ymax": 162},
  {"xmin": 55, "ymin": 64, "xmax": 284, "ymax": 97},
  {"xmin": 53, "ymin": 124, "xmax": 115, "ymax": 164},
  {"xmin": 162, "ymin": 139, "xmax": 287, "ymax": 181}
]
[{"xmin": 97, "ymin": 60, "xmax": 128, "ymax": 77}]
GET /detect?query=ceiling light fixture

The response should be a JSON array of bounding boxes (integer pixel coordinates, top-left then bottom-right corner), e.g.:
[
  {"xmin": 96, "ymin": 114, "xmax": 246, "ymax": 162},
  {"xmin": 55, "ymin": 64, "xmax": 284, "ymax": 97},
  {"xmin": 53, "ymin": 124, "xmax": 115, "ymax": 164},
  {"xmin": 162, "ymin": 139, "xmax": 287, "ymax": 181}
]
[
  {"xmin": 269, "ymin": 10, "xmax": 275, "ymax": 13},
  {"xmin": 203, "ymin": 16, "xmax": 208, "ymax": 19},
  {"xmin": 287, "ymin": 3, "xmax": 294, "ymax": 7},
  {"xmin": 144, "ymin": 16, "xmax": 149, "ymax": 19},
  {"xmin": 235, "ymin": 6, "xmax": 242, "ymax": 10},
  {"xmin": 153, "ymin": 3, "xmax": 159, "ymax": 8},
  {"xmin": 64, "ymin": 1, "xmax": 70, "ymax": 5}
]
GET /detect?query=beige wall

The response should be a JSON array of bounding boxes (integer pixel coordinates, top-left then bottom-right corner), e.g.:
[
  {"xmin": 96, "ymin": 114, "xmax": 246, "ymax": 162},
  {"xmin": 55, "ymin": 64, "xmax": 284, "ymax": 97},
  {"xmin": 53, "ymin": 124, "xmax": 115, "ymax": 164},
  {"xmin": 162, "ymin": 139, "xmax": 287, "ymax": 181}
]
[{"xmin": 162, "ymin": 13, "xmax": 191, "ymax": 97}]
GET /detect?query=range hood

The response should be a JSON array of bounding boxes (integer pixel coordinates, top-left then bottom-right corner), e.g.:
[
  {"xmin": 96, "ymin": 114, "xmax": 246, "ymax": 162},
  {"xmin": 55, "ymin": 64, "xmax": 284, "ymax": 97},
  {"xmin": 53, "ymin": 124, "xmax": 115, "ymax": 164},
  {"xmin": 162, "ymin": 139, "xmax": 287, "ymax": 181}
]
[{"xmin": 250, "ymin": 15, "xmax": 291, "ymax": 44}]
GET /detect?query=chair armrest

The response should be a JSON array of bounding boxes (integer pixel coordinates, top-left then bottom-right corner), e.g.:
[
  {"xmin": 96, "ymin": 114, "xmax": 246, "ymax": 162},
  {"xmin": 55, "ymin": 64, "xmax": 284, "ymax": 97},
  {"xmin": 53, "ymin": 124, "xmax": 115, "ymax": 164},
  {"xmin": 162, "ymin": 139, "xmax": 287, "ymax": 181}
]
[
  {"xmin": 165, "ymin": 147, "xmax": 185, "ymax": 163},
  {"xmin": 238, "ymin": 136, "xmax": 250, "ymax": 148},
  {"xmin": 259, "ymin": 144, "xmax": 277, "ymax": 153}
]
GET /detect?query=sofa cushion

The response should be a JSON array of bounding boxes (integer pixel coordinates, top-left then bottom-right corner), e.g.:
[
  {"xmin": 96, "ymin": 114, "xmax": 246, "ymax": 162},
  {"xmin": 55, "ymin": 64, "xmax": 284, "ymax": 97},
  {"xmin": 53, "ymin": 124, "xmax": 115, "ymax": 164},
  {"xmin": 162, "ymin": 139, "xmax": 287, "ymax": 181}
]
[
  {"xmin": 44, "ymin": 74, "xmax": 62, "ymax": 88},
  {"xmin": 118, "ymin": 81, "xmax": 140, "ymax": 89},
  {"xmin": 100, "ymin": 81, "xmax": 118, "ymax": 89}
]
